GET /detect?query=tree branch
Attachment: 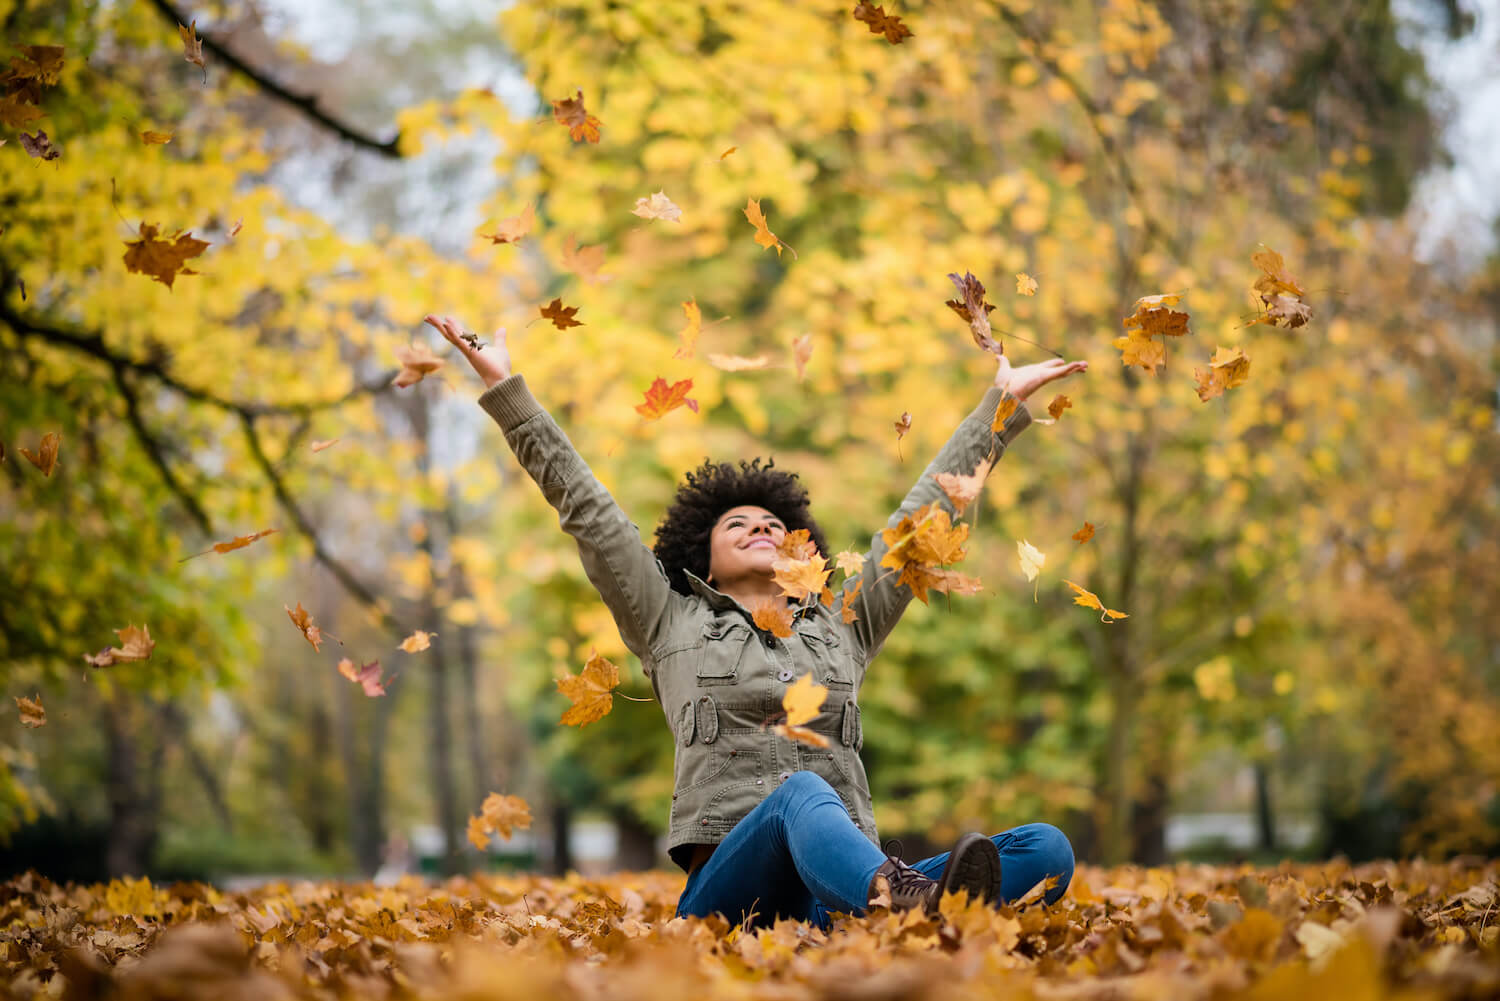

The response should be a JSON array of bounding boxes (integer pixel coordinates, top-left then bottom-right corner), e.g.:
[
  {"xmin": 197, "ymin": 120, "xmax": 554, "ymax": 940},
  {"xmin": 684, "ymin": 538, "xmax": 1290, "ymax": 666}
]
[
  {"xmin": 147, "ymin": 0, "xmax": 403, "ymax": 158},
  {"xmin": 110, "ymin": 363, "xmax": 215, "ymax": 535}
]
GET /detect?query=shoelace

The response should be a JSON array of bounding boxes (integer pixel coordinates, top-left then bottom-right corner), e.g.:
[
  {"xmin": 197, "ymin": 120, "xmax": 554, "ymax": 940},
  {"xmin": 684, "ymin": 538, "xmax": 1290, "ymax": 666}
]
[{"xmin": 878, "ymin": 839, "xmax": 932, "ymax": 898}]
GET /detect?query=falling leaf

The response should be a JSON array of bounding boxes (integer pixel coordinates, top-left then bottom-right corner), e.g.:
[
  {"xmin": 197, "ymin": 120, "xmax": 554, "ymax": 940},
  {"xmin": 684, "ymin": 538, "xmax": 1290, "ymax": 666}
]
[
  {"xmin": 551, "ymin": 89, "xmax": 601, "ymax": 143},
  {"xmin": 632, "ymin": 191, "xmax": 682, "ymax": 223},
  {"xmin": 1016, "ymin": 273, "xmax": 1038, "ymax": 296},
  {"xmin": 852, "ymin": 1, "xmax": 913, "ymax": 44},
  {"xmin": 1072, "ymin": 522, "xmax": 1095, "ymax": 544},
  {"xmin": 673, "ymin": 299, "xmax": 701, "ymax": 359},
  {"xmin": 894, "ymin": 412, "xmax": 911, "ymax": 439},
  {"xmin": 718, "ymin": 146, "xmax": 737, "ymax": 159},
  {"xmin": 706, "ymin": 353, "xmax": 770, "ymax": 371},
  {"xmin": 0, "ymin": 94, "xmax": 44, "ymax": 129},
  {"xmin": 309, "ymin": 439, "xmax": 339, "ymax": 452},
  {"xmin": 468, "ymin": 792, "xmax": 533, "ymax": 849},
  {"xmin": 778, "ymin": 528, "xmax": 821, "ymax": 562},
  {"xmin": 773, "ymin": 673, "xmax": 831, "ymax": 747},
  {"xmin": 181, "ymin": 528, "xmax": 278, "ymax": 562},
  {"xmin": 991, "ymin": 395, "xmax": 1020, "ymax": 432},
  {"xmin": 752, "ymin": 600, "xmax": 795, "ymax": 638},
  {"xmin": 744, "ymin": 198, "xmax": 795, "ymax": 258},
  {"xmin": 935, "ymin": 455, "xmax": 994, "ymax": 515},
  {"xmin": 16, "ymin": 694, "xmax": 45, "ymax": 728},
  {"xmin": 10, "ymin": 44, "xmax": 65, "ymax": 86},
  {"xmin": 337, "ymin": 658, "xmax": 389, "ymax": 697},
  {"xmin": 635, "ymin": 377, "xmax": 698, "ymax": 420},
  {"xmin": 557, "ymin": 649, "xmax": 619, "ymax": 726},
  {"xmin": 19, "ymin": 129, "xmax": 59, "ymax": 160},
  {"xmin": 178, "ymin": 21, "xmax": 206, "ymax": 70},
  {"xmin": 478, "ymin": 204, "xmax": 535, "ymax": 245},
  {"xmin": 228, "ymin": 218, "xmax": 243, "ymax": 237},
  {"xmin": 539, "ymin": 298, "xmax": 583, "ymax": 330},
  {"xmin": 839, "ymin": 579, "xmax": 864, "ymax": 624},
  {"xmin": 561, "ymin": 234, "xmax": 609, "ymax": 283},
  {"xmin": 1250, "ymin": 246, "xmax": 1305, "ymax": 300},
  {"xmin": 394, "ymin": 342, "xmax": 444, "ymax": 387},
  {"xmin": 1194, "ymin": 346, "xmax": 1252, "ymax": 401},
  {"xmin": 834, "ymin": 551, "xmax": 865, "ymax": 576},
  {"xmin": 772, "ymin": 550, "xmax": 832, "ymax": 601},
  {"xmin": 945, "ymin": 272, "xmax": 1001, "ymax": 354},
  {"xmin": 1062, "ymin": 579, "xmax": 1129, "ymax": 622},
  {"xmin": 18, "ymin": 431, "xmax": 59, "ymax": 476},
  {"xmin": 792, "ymin": 333, "xmax": 813, "ymax": 381},
  {"xmin": 122, "ymin": 223, "xmax": 209, "ymax": 289},
  {"xmin": 1112, "ymin": 331, "xmax": 1167, "ymax": 373},
  {"xmin": 398, "ymin": 630, "xmax": 436, "ymax": 653},
  {"xmin": 1018, "ymin": 539, "xmax": 1046, "ymax": 601},
  {"xmin": 82, "ymin": 624, "xmax": 155, "ymax": 668},
  {"xmin": 141, "ymin": 130, "xmax": 173, "ymax": 145},
  {"xmin": 285, "ymin": 602, "xmax": 325, "ymax": 652},
  {"xmin": 1046, "ymin": 394, "xmax": 1073, "ymax": 420}
]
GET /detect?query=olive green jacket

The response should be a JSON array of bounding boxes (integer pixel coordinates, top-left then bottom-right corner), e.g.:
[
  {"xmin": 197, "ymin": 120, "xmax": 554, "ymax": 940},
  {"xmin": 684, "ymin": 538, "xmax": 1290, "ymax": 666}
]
[{"xmin": 477, "ymin": 375, "xmax": 1033, "ymax": 871}]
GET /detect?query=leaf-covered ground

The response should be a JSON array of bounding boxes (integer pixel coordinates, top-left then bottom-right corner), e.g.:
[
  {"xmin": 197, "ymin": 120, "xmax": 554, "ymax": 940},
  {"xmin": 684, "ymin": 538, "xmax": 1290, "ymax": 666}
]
[{"xmin": 3, "ymin": 861, "xmax": 1497, "ymax": 1000}]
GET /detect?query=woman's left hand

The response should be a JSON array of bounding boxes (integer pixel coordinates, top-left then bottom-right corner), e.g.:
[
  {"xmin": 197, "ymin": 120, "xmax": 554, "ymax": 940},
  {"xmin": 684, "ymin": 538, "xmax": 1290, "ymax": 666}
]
[{"xmin": 994, "ymin": 354, "xmax": 1088, "ymax": 401}]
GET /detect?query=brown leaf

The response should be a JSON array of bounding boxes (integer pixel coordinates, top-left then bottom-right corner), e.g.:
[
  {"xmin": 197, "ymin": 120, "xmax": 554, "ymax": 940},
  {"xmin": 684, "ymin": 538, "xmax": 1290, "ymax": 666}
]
[
  {"xmin": 18, "ymin": 431, "xmax": 60, "ymax": 476},
  {"xmin": 772, "ymin": 550, "xmax": 832, "ymax": 601},
  {"xmin": 83, "ymin": 625, "xmax": 156, "ymax": 669},
  {"xmin": 551, "ymin": 89, "xmax": 601, "ymax": 143},
  {"xmin": 337, "ymin": 658, "xmax": 389, "ymax": 697},
  {"xmin": 285, "ymin": 602, "xmax": 325, "ymax": 651},
  {"xmin": 852, "ymin": 2, "xmax": 913, "ymax": 44},
  {"xmin": 751, "ymin": 600, "xmax": 795, "ymax": 638},
  {"xmin": 398, "ymin": 630, "xmax": 436, "ymax": 653},
  {"xmin": 894, "ymin": 411, "xmax": 911, "ymax": 439},
  {"xmin": 539, "ymin": 297, "xmax": 583, "ymax": 330},
  {"xmin": 140, "ymin": 130, "xmax": 173, "ymax": 145},
  {"xmin": 991, "ymin": 395, "xmax": 1020, "ymax": 432},
  {"xmin": 557, "ymin": 649, "xmax": 619, "ymax": 726},
  {"xmin": 945, "ymin": 271, "xmax": 1001, "ymax": 354},
  {"xmin": 1072, "ymin": 522, "xmax": 1095, "ymax": 544},
  {"xmin": 309, "ymin": 439, "xmax": 339, "ymax": 452},
  {"xmin": 394, "ymin": 342, "xmax": 444, "ymax": 387},
  {"xmin": 10, "ymin": 45, "xmax": 65, "ymax": 86},
  {"xmin": 0, "ymin": 93, "xmax": 44, "ymax": 129},
  {"xmin": 177, "ymin": 21, "xmax": 206, "ymax": 70},
  {"xmin": 15, "ymin": 694, "xmax": 45, "ymax": 728},
  {"xmin": 122, "ymin": 223, "xmax": 209, "ymax": 288},
  {"xmin": 1046, "ymin": 394, "xmax": 1072, "ymax": 420}
]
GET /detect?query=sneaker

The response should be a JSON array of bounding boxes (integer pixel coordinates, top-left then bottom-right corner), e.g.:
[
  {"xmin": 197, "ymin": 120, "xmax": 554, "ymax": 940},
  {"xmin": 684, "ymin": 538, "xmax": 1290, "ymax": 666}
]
[{"xmin": 867, "ymin": 834, "xmax": 1000, "ymax": 914}]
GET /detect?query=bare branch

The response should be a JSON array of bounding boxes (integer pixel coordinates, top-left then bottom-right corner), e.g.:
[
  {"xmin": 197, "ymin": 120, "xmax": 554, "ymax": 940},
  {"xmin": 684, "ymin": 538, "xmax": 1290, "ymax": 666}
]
[
  {"xmin": 110, "ymin": 362, "xmax": 215, "ymax": 535},
  {"xmin": 147, "ymin": 0, "xmax": 403, "ymax": 158}
]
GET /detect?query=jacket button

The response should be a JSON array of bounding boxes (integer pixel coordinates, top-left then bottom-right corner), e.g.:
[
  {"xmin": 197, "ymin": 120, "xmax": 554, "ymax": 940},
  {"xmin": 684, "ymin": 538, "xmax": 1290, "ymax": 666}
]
[
  {"xmin": 729, "ymin": 749, "xmax": 738, "ymax": 757},
  {"xmin": 765, "ymin": 636, "xmax": 777, "ymax": 649},
  {"xmin": 701, "ymin": 819, "xmax": 708, "ymax": 825},
  {"xmin": 779, "ymin": 771, "xmax": 791, "ymax": 782},
  {"xmin": 777, "ymin": 668, "xmax": 794, "ymax": 683},
  {"xmin": 756, "ymin": 779, "xmax": 763, "ymax": 785}
]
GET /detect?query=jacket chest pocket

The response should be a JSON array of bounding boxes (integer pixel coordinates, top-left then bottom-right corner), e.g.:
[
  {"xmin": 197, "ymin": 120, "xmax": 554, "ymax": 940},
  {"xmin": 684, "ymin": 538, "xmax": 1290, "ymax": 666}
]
[
  {"xmin": 695, "ymin": 619, "xmax": 754, "ymax": 686},
  {"xmin": 800, "ymin": 628, "xmax": 854, "ymax": 690}
]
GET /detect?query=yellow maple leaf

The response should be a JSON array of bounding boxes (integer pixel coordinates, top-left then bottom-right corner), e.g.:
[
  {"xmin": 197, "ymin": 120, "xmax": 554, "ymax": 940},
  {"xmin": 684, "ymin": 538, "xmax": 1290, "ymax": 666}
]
[
  {"xmin": 632, "ymin": 190, "xmax": 682, "ymax": 222},
  {"xmin": 1016, "ymin": 273, "xmax": 1038, "ymax": 296},
  {"xmin": 1062, "ymin": 579, "xmax": 1129, "ymax": 622},
  {"xmin": 839, "ymin": 579, "xmax": 863, "ymax": 624},
  {"xmin": 772, "ymin": 551, "xmax": 832, "ymax": 601},
  {"xmin": 834, "ymin": 551, "xmax": 866, "ymax": 576},
  {"xmin": 673, "ymin": 299, "xmax": 701, "ymax": 359},
  {"xmin": 468, "ymin": 792, "xmax": 533, "ymax": 849},
  {"xmin": 744, "ymin": 198, "xmax": 795, "ymax": 258},
  {"xmin": 934, "ymin": 455, "xmax": 994, "ymax": 515},
  {"xmin": 992, "ymin": 395, "xmax": 1020, "ymax": 432},
  {"xmin": 561, "ymin": 234, "xmax": 608, "ymax": 283},
  {"xmin": 393, "ymin": 342, "xmax": 444, "ymax": 387},
  {"xmin": 751, "ymin": 600, "xmax": 796, "ymax": 638},
  {"xmin": 557, "ymin": 649, "xmax": 619, "ymax": 726},
  {"xmin": 773, "ymin": 673, "xmax": 831, "ymax": 747},
  {"xmin": 1112, "ymin": 331, "xmax": 1167, "ymax": 374},
  {"xmin": 398, "ymin": 630, "xmax": 436, "ymax": 653},
  {"xmin": 478, "ymin": 203, "xmax": 535, "ymax": 245},
  {"xmin": 1194, "ymin": 346, "xmax": 1252, "ymax": 401},
  {"xmin": 1046, "ymin": 394, "xmax": 1073, "ymax": 420}
]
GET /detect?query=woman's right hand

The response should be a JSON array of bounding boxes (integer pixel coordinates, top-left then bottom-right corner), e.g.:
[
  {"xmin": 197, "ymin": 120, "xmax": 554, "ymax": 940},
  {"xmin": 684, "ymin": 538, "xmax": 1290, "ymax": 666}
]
[{"xmin": 424, "ymin": 314, "xmax": 512, "ymax": 389}]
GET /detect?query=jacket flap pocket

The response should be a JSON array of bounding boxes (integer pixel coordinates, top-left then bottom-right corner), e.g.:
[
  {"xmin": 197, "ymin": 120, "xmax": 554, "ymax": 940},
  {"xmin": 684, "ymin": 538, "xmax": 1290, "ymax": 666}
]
[
  {"xmin": 696, "ymin": 619, "xmax": 750, "ymax": 682},
  {"xmin": 677, "ymin": 701, "xmax": 696, "ymax": 746},
  {"xmin": 695, "ymin": 694, "xmax": 719, "ymax": 745}
]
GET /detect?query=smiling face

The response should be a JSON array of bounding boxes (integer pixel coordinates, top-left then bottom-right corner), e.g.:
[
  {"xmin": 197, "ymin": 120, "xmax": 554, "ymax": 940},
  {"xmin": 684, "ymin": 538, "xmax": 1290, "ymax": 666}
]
[{"xmin": 706, "ymin": 505, "xmax": 787, "ymax": 586}]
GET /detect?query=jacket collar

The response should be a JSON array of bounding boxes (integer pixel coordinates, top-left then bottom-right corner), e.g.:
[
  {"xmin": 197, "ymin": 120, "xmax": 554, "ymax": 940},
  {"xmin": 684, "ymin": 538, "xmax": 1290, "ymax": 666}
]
[{"xmin": 685, "ymin": 570, "xmax": 820, "ymax": 625}]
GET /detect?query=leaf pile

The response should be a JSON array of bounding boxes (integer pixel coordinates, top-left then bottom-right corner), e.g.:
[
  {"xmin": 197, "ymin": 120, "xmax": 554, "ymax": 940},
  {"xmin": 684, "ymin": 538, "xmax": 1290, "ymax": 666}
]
[{"xmin": 2, "ymin": 861, "xmax": 1496, "ymax": 1000}]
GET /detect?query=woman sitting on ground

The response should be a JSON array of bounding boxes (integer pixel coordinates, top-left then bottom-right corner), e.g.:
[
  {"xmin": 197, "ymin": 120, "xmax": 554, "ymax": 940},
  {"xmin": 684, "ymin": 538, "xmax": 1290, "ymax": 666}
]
[{"xmin": 427, "ymin": 312, "xmax": 1084, "ymax": 928}]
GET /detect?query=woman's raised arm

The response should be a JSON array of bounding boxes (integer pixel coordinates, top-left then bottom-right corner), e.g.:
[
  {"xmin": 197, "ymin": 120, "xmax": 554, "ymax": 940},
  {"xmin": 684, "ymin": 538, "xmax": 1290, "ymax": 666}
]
[
  {"xmin": 427, "ymin": 314, "xmax": 680, "ymax": 667},
  {"xmin": 842, "ymin": 353, "xmax": 1087, "ymax": 671}
]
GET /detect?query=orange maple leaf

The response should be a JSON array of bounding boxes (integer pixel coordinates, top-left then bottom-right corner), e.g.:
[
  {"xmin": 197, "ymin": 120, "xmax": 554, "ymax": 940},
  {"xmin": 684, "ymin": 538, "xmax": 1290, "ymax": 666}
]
[
  {"xmin": 180, "ymin": 528, "xmax": 278, "ymax": 562},
  {"xmin": 1194, "ymin": 346, "xmax": 1251, "ymax": 401},
  {"xmin": 561, "ymin": 234, "xmax": 609, "ymax": 284},
  {"xmin": 935, "ymin": 456, "xmax": 994, "ymax": 515},
  {"xmin": 478, "ymin": 203, "xmax": 535, "ymax": 245},
  {"xmin": 945, "ymin": 271, "xmax": 1001, "ymax": 354},
  {"xmin": 674, "ymin": 299, "xmax": 701, "ymax": 359},
  {"xmin": 285, "ymin": 602, "xmax": 328, "ymax": 652},
  {"xmin": 141, "ymin": 130, "xmax": 173, "ymax": 145},
  {"xmin": 635, "ymin": 377, "xmax": 698, "ymax": 420},
  {"xmin": 1062, "ymin": 579, "xmax": 1129, "ymax": 622},
  {"xmin": 772, "ymin": 551, "xmax": 832, "ymax": 602},
  {"xmin": 398, "ymin": 630, "xmax": 436, "ymax": 653},
  {"xmin": 1072, "ymin": 522, "xmax": 1095, "ymax": 544},
  {"xmin": 752, "ymin": 600, "xmax": 796, "ymax": 638},
  {"xmin": 557, "ymin": 649, "xmax": 620, "ymax": 726},
  {"xmin": 551, "ymin": 89, "xmax": 601, "ymax": 143},
  {"xmin": 851, "ymin": 1, "xmax": 913, "ymax": 44},
  {"xmin": 773, "ymin": 673, "xmax": 831, "ymax": 747},
  {"xmin": 839, "ymin": 579, "xmax": 864, "ymax": 624},
  {"xmin": 394, "ymin": 342, "xmax": 444, "ymax": 387},
  {"xmin": 744, "ymin": 198, "xmax": 795, "ymax": 258},
  {"xmin": 309, "ymin": 439, "xmax": 339, "ymax": 452},
  {"xmin": 1047, "ymin": 394, "xmax": 1073, "ymax": 420},
  {"xmin": 15, "ymin": 694, "xmax": 45, "ymax": 728},
  {"xmin": 777, "ymin": 529, "xmax": 822, "ymax": 562},
  {"xmin": 468, "ymin": 792, "xmax": 533, "ymax": 849},
  {"xmin": 123, "ymin": 223, "xmax": 209, "ymax": 289},
  {"xmin": 992, "ymin": 395, "xmax": 1020, "ymax": 432},
  {"xmin": 539, "ymin": 298, "xmax": 583, "ymax": 330},
  {"xmin": 18, "ymin": 431, "xmax": 60, "ymax": 476}
]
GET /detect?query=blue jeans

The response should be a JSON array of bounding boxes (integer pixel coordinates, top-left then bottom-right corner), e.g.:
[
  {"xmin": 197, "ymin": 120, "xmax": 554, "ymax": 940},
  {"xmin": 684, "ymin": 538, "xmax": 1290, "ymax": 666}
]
[{"xmin": 675, "ymin": 771, "xmax": 1074, "ymax": 929}]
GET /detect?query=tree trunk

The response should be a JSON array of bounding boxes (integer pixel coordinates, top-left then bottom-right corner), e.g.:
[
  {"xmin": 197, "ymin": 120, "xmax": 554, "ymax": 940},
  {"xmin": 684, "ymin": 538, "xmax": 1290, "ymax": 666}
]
[
  {"xmin": 612, "ymin": 808, "xmax": 658, "ymax": 870},
  {"xmin": 1102, "ymin": 667, "xmax": 1136, "ymax": 864},
  {"xmin": 550, "ymin": 802, "xmax": 574, "ymax": 876},
  {"xmin": 103, "ymin": 697, "xmax": 168, "ymax": 877},
  {"xmin": 1253, "ymin": 760, "xmax": 1277, "ymax": 853},
  {"xmin": 1131, "ymin": 763, "xmax": 1169, "ymax": 865}
]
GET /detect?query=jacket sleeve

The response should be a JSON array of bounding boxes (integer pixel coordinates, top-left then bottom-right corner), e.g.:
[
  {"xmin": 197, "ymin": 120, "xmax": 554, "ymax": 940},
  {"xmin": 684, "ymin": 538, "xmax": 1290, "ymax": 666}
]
[
  {"xmin": 844, "ymin": 386, "xmax": 1033, "ymax": 667},
  {"xmin": 477, "ymin": 374, "xmax": 678, "ymax": 664}
]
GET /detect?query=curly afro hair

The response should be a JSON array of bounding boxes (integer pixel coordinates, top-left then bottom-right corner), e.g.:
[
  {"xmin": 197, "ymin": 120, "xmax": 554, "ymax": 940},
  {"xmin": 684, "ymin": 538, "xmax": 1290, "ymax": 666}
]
[{"xmin": 652, "ymin": 457, "xmax": 830, "ymax": 597}]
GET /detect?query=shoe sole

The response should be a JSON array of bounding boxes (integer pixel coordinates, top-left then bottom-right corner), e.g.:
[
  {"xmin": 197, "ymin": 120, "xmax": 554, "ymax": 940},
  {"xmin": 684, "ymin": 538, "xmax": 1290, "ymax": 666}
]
[{"xmin": 931, "ymin": 833, "xmax": 1001, "ymax": 911}]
